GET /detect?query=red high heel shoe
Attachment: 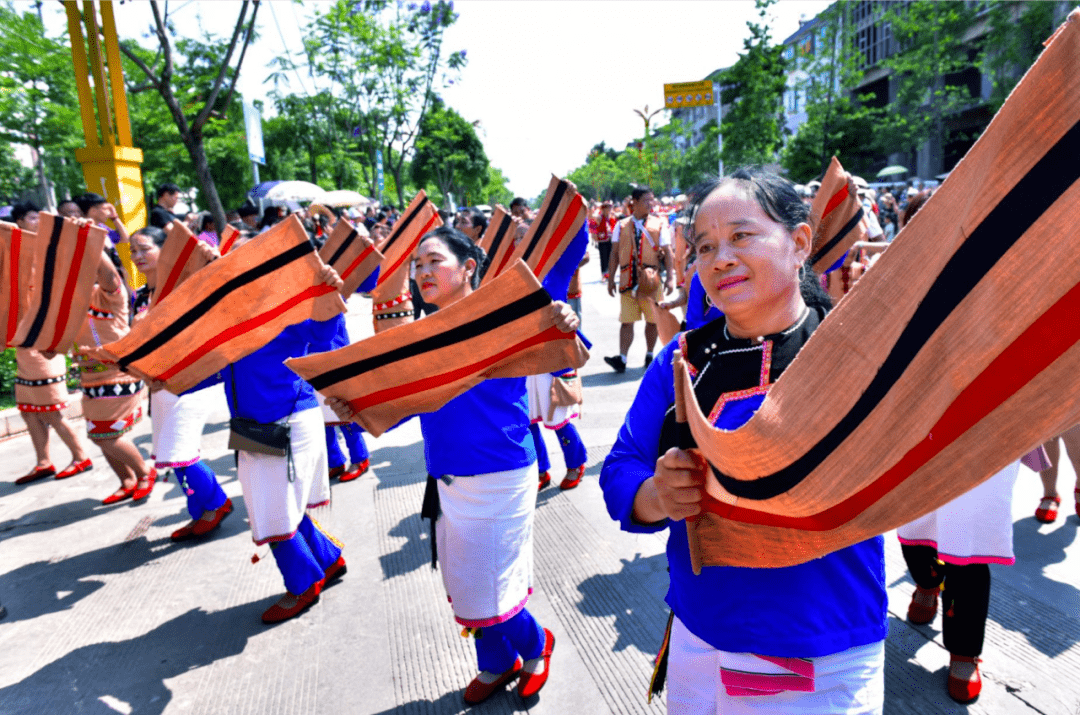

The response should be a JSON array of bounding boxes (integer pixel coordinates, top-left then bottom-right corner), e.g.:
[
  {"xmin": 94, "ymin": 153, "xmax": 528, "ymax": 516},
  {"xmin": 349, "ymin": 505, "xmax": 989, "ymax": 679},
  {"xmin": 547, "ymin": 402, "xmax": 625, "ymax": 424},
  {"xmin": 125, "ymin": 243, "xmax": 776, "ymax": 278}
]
[
  {"xmin": 55, "ymin": 458, "xmax": 93, "ymax": 480},
  {"xmin": 16, "ymin": 464, "xmax": 55, "ymax": 485}
]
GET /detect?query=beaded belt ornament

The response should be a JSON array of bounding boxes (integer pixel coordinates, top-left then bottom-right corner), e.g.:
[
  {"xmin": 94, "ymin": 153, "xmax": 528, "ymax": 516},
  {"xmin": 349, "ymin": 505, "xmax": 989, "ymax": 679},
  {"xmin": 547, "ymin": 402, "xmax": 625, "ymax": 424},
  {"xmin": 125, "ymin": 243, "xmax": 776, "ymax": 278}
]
[
  {"xmin": 14, "ymin": 375, "xmax": 66, "ymax": 386},
  {"xmin": 82, "ymin": 380, "xmax": 144, "ymax": 399}
]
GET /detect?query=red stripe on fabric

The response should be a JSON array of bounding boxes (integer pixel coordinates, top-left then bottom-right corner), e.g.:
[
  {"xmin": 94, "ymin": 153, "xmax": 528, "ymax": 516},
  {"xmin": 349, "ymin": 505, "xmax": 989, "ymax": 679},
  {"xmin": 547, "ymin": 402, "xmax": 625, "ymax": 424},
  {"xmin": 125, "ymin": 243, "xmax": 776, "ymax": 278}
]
[
  {"xmin": 7, "ymin": 227, "xmax": 21, "ymax": 344},
  {"xmin": 532, "ymin": 194, "xmax": 585, "ymax": 277},
  {"xmin": 376, "ymin": 214, "xmax": 438, "ymax": 288},
  {"xmin": 157, "ymin": 284, "xmax": 337, "ymax": 381},
  {"xmin": 349, "ymin": 325, "xmax": 571, "ymax": 413},
  {"xmin": 158, "ymin": 236, "xmax": 198, "ymax": 301},
  {"xmin": 219, "ymin": 229, "xmax": 238, "ymax": 255},
  {"xmin": 822, "ymin": 184, "xmax": 850, "ymax": 220},
  {"xmin": 702, "ymin": 275, "xmax": 1080, "ymax": 530},
  {"xmin": 47, "ymin": 224, "xmax": 91, "ymax": 352},
  {"xmin": 340, "ymin": 244, "xmax": 377, "ymax": 281}
]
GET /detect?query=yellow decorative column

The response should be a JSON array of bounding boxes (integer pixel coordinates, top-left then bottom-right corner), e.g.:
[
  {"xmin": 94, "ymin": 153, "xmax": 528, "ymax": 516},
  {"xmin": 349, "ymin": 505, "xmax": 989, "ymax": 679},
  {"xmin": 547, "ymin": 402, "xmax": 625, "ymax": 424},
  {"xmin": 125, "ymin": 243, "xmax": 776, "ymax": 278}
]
[{"xmin": 66, "ymin": 0, "xmax": 145, "ymax": 287}]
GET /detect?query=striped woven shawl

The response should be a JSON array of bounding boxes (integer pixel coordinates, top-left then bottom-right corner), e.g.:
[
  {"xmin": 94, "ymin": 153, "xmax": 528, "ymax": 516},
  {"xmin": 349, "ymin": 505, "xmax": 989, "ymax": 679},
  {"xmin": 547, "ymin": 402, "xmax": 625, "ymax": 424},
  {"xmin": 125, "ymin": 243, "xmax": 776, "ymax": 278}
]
[
  {"xmin": 287, "ymin": 260, "xmax": 590, "ymax": 436},
  {"xmin": 318, "ymin": 218, "xmax": 383, "ymax": 298},
  {"xmin": 94, "ymin": 215, "xmax": 346, "ymax": 395},
  {"xmin": 12, "ymin": 214, "xmax": 107, "ymax": 354},
  {"xmin": 482, "ymin": 176, "xmax": 586, "ymax": 285},
  {"xmin": 808, "ymin": 156, "xmax": 868, "ymax": 274},
  {"xmin": 0, "ymin": 222, "xmax": 37, "ymax": 346},
  {"xmin": 678, "ymin": 10, "xmax": 1080, "ymax": 569},
  {"xmin": 152, "ymin": 221, "xmax": 214, "ymax": 309},
  {"xmin": 477, "ymin": 205, "xmax": 511, "ymax": 256},
  {"xmin": 370, "ymin": 191, "xmax": 442, "ymax": 331},
  {"xmin": 219, "ymin": 224, "xmax": 241, "ymax": 255}
]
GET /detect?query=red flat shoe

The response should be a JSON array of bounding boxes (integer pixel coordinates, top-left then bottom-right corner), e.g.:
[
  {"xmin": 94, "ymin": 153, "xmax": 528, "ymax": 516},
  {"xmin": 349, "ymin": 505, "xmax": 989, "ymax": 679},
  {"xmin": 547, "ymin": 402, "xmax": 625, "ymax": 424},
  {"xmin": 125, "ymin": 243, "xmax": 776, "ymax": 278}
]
[
  {"xmin": 559, "ymin": 465, "xmax": 585, "ymax": 490},
  {"xmin": 328, "ymin": 465, "xmax": 345, "ymax": 480},
  {"xmin": 537, "ymin": 471, "xmax": 552, "ymax": 491},
  {"xmin": 132, "ymin": 468, "xmax": 158, "ymax": 501},
  {"xmin": 102, "ymin": 484, "xmax": 136, "ymax": 505},
  {"xmin": 261, "ymin": 581, "xmax": 321, "ymax": 624},
  {"xmin": 907, "ymin": 585, "xmax": 939, "ymax": 625},
  {"xmin": 170, "ymin": 521, "xmax": 198, "ymax": 542},
  {"xmin": 16, "ymin": 464, "xmax": 56, "ymax": 485},
  {"xmin": 338, "ymin": 460, "xmax": 370, "ymax": 483},
  {"xmin": 192, "ymin": 498, "xmax": 233, "ymax": 537},
  {"xmin": 323, "ymin": 556, "xmax": 347, "ymax": 587},
  {"xmin": 55, "ymin": 458, "xmax": 93, "ymax": 480},
  {"xmin": 518, "ymin": 628, "xmax": 555, "ymax": 698},
  {"xmin": 948, "ymin": 654, "xmax": 981, "ymax": 703},
  {"xmin": 1035, "ymin": 495, "xmax": 1060, "ymax": 523},
  {"xmin": 464, "ymin": 657, "xmax": 523, "ymax": 705}
]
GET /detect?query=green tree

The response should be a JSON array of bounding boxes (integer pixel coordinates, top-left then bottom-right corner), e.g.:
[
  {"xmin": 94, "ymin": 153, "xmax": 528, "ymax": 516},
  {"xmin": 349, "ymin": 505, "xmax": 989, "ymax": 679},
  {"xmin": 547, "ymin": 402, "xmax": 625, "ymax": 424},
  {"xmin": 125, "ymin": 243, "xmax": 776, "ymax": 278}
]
[
  {"xmin": 479, "ymin": 166, "xmax": 514, "ymax": 207},
  {"xmin": 0, "ymin": 3, "xmax": 84, "ymax": 208},
  {"xmin": 981, "ymin": 1, "xmax": 1058, "ymax": 113},
  {"xmin": 0, "ymin": 143, "xmax": 34, "ymax": 204},
  {"xmin": 117, "ymin": 0, "xmax": 260, "ymax": 230},
  {"xmin": 275, "ymin": 0, "xmax": 465, "ymax": 207},
  {"xmin": 411, "ymin": 100, "xmax": 487, "ymax": 208},
  {"xmin": 719, "ymin": 0, "xmax": 788, "ymax": 167},
  {"xmin": 878, "ymin": 0, "xmax": 976, "ymax": 171}
]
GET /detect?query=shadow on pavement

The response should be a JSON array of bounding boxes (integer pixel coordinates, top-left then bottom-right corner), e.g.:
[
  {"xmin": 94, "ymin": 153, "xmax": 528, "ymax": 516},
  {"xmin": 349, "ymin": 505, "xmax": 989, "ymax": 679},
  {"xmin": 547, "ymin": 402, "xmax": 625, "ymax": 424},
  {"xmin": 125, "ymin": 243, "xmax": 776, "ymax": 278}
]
[
  {"xmin": 366, "ymin": 686, "xmax": 529, "ymax": 715},
  {"xmin": 379, "ymin": 511, "xmax": 432, "ymax": 580},
  {"xmin": 575, "ymin": 552, "xmax": 669, "ymax": 655},
  {"xmin": 0, "ymin": 602, "xmax": 262, "ymax": 715},
  {"xmin": 0, "ymin": 498, "xmax": 108, "ymax": 542},
  {"xmin": 369, "ymin": 441, "xmax": 428, "ymax": 490},
  {"xmin": 582, "ymin": 370, "xmax": 644, "ymax": 388}
]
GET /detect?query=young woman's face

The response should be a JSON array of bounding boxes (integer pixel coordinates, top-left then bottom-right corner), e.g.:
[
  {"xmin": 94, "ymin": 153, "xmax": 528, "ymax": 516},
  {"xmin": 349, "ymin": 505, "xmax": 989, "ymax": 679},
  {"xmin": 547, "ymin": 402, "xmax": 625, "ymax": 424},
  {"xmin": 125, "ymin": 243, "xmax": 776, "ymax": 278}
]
[
  {"xmin": 129, "ymin": 232, "xmax": 161, "ymax": 275},
  {"xmin": 692, "ymin": 183, "xmax": 810, "ymax": 329},
  {"xmin": 414, "ymin": 237, "xmax": 474, "ymax": 308}
]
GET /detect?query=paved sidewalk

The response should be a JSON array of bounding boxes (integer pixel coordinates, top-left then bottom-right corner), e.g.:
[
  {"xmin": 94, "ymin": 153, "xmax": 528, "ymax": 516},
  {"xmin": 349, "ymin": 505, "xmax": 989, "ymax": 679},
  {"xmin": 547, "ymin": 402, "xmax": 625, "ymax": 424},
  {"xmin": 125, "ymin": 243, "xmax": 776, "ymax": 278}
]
[{"xmin": 0, "ymin": 244, "xmax": 1078, "ymax": 714}]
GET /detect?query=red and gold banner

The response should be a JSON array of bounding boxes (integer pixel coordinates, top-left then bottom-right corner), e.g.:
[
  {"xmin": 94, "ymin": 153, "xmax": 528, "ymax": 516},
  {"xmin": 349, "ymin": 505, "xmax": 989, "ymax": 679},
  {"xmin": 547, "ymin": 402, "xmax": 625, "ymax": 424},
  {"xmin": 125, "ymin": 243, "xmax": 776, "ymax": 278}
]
[
  {"xmin": 679, "ymin": 10, "xmax": 1080, "ymax": 569},
  {"xmin": 287, "ymin": 260, "xmax": 590, "ymax": 437},
  {"xmin": 318, "ymin": 218, "xmax": 383, "ymax": 298},
  {"xmin": 93, "ymin": 215, "xmax": 345, "ymax": 394},
  {"xmin": 12, "ymin": 214, "xmax": 107, "ymax": 354}
]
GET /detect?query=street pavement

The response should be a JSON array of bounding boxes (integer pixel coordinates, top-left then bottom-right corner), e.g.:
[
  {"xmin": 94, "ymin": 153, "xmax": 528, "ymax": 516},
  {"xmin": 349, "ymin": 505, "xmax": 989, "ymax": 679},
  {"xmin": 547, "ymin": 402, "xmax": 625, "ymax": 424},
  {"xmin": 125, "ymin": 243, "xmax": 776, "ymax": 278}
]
[{"xmin": 0, "ymin": 242, "xmax": 1078, "ymax": 714}]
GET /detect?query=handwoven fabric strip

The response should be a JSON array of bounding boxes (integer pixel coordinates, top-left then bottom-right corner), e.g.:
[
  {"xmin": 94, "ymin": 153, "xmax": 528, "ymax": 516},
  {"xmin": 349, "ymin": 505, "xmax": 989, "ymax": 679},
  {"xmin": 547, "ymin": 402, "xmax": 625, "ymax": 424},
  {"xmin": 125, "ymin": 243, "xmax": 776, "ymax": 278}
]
[
  {"xmin": 318, "ymin": 218, "xmax": 383, "ymax": 298},
  {"xmin": 0, "ymin": 222, "xmax": 35, "ymax": 346},
  {"xmin": 219, "ymin": 224, "xmax": 241, "ymax": 255},
  {"xmin": 287, "ymin": 260, "xmax": 590, "ymax": 437},
  {"xmin": 676, "ymin": 10, "xmax": 1080, "ymax": 569},
  {"xmin": 477, "ymin": 205, "xmax": 512, "ymax": 256},
  {"xmin": 483, "ymin": 176, "xmax": 586, "ymax": 284},
  {"xmin": 13, "ymin": 214, "xmax": 107, "ymax": 353},
  {"xmin": 807, "ymin": 156, "xmax": 868, "ymax": 273},
  {"xmin": 370, "ymin": 191, "xmax": 442, "ymax": 331},
  {"xmin": 152, "ymin": 221, "xmax": 214, "ymax": 309},
  {"xmin": 94, "ymin": 215, "xmax": 345, "ymax": 395}
]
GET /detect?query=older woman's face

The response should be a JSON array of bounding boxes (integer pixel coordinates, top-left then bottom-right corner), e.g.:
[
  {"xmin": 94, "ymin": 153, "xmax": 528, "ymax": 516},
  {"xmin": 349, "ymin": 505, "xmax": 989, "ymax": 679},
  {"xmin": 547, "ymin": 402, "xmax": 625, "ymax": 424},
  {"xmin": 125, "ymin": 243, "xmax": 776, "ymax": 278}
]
[
  {"xmin": 129, "ymin": 232, "xmax": 161, "ymax": 275},
  {"xmin": 692, "ymin": 183, "xmax": 810, "ymax": 327}
]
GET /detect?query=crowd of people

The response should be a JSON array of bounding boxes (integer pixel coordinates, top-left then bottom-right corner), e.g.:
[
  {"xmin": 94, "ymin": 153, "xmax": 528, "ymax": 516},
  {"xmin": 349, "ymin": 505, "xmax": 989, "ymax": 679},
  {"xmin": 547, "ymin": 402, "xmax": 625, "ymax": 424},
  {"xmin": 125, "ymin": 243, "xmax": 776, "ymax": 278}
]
[{"xmin": 3, "ymin": 162, "xmax": 1075, "ymax": 713}]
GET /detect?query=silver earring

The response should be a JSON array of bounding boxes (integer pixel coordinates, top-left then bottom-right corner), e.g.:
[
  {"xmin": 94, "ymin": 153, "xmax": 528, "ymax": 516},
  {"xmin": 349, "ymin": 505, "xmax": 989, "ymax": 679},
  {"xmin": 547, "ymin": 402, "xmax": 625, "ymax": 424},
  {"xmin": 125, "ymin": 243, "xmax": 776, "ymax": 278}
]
[{"xmin": 798, "ymin": 264, "xmax": 806, "ymax": 282}]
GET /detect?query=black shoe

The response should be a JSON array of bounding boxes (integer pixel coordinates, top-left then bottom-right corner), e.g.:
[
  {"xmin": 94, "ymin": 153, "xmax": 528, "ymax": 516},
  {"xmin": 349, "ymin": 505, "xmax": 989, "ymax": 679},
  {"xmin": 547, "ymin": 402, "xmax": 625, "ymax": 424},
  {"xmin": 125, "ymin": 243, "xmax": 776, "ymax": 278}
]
[
  {"xmin": 604, "ymin": 355, "xmax": 626, "ymax": 374},
  {"xmin": 644, "ymin": 354, "xmax": 653, "ymax": 368}
]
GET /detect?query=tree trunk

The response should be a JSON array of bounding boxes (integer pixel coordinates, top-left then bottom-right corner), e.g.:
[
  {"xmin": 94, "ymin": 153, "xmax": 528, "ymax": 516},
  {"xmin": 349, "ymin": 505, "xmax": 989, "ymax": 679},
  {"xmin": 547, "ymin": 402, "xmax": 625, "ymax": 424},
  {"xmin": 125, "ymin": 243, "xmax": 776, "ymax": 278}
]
[
  {"xmin": 391, "ymin": 162, "xmax": 405, "ymax": 209},
  {"xmin": 184, "ymin": 131, "xmax": 227, "ymax": 234}
]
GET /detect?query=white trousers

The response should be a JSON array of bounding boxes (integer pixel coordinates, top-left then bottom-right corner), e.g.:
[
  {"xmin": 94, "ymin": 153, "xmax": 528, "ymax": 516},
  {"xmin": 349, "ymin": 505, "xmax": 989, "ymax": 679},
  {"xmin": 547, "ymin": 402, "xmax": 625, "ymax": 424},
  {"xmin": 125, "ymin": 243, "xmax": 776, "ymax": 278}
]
[{"xmin": 666, "ymin": 617, "xmax": 884, "ymax": 715}]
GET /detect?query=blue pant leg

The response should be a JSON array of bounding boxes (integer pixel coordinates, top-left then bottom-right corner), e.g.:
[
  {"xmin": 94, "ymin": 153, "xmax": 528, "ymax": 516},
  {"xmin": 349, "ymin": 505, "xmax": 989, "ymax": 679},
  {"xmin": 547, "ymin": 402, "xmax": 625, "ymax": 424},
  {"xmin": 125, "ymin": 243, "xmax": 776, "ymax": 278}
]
[
  {"xmin": 474, "ymin": 631, "xmax": 517, "ymax": 674},
  {"xmin": 484, "ymin": 608, "xmax": 545, "ymax": 663},
  {"xmin": 529, "ymin": 423, "xmax": 551, "ymax": 474},
  {"xmin": 297, "ymin": 514, "xmax": 342, "ymax": 572},
  {"xmin": 340, "ymin": 423, "xmax": 369, "ymax": 464},
  {"xmin": 270, "ymin": 533, "xmax": 325, "ymax": 595},
  {"xmin": 175, "ymin": 461, "xmax": 226, "ymax": 519},
  {"xmin": 555, "ymin": 423, "xmax": 587, "ymax": 470},
  {"xmin": 325, "ymin": 426, "xmax": 346, "ymax": 469}
]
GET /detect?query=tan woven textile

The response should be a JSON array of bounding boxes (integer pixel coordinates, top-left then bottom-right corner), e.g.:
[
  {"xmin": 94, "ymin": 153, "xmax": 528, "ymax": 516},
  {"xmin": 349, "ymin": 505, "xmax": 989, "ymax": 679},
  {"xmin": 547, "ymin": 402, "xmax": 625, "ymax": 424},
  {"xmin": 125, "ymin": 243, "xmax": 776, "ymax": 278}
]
[
  {"xmin": 677, "ymin": 10, "xmax": 1080, "ymax": 569},
  {"xmin": 318, "ymin": 218, "xmax": 383, "ymax": 298},
  {"xmin": 476, "ymin": 205, "xmax": 511, "ymax": 255},
  {"xmin": 14, "ymin": 347, "xmax": 67, "ymax": 409},
  {"xmin": 0, "ymin": 222, "xmax": 36, "ymax": 346},
  {"xmin": 152, "ymin": 221, "xmax": 214, "ymax": 309},
  {"xmin": 13, "ymin": 214, "xmax": 108, "ymax": 354},
  {"xmin": 370, "ymin": 191, "xmax": 442, "ymax": 332},
  {"xmin": 91, "ymin": 215, "xmax": 345, "ymax": 395},
  {"xmin": 219, "ymin": 224, "xmax": 241, "ymax": 255},
  {"xmin": 287, "ymin": 260, "xmax": 590, "ymax": 437},
  {"xmin": 807, "ymin": 156, "xmax": 868, "ymax": 274}
]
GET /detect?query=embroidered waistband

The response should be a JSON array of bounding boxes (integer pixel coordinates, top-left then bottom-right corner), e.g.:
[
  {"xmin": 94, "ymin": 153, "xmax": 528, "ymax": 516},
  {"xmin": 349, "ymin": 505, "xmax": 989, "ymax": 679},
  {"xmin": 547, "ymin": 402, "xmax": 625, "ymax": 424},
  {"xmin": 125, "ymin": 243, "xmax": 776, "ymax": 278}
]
[
  {"xmin": 82, "ymin": 381, "xmax": 144, "ymax": 399},
  {"xmin": 15, "ymin": 375, "xmax": 66, "ymax": 387}
]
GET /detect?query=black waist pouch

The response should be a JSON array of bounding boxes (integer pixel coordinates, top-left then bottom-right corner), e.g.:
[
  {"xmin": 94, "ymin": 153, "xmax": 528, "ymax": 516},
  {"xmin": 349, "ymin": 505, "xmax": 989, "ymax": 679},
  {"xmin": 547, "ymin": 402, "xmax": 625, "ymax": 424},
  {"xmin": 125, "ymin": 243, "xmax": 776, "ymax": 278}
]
[{"xmin": 228, "ymin": 417, "xmax": 290, "ymax": 457}]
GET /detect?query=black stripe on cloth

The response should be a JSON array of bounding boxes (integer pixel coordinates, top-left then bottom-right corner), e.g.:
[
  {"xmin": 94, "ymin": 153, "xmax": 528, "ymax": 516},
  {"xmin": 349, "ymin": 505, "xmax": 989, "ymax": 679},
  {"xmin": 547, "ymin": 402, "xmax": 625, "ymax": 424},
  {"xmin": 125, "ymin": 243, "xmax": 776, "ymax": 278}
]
[
  {"xmin": 327, "ymin": 228, "xmax": 359, "ymax": 268},
  {"xmin": 714, "ymin": 117, "xmax": 1080, "ymax": 500},
  {"xmin": 18, "ymin": 218, "xmax": 63, "ymax": 347},
  {"xmin": 481, "ymin": 214, "xmax": 513, "ymax": 278},
  {"xmin": 381, "ymin": 196, "xmax": 429, "ymax": 256},
  {"xmin": 520, "ymin": 181, "xmax": 567, "ymax": 264},
  {"xmin": 117, "ymin": 239, "xmax": 315, "ymax": 369},
  {"xmin": 810, "ymin": 207, "xmax": 864, "ymax": 266},
  {"xmin": 308, "ymin": 287, "xmax": 552, "ymax": 391}
]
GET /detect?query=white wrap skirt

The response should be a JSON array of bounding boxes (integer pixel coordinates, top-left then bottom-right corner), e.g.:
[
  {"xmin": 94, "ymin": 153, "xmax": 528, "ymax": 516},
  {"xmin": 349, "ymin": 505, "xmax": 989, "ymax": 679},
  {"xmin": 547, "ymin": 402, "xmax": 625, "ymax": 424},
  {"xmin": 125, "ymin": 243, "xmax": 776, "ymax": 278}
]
[
  {"xmin": 237, "ymin": 407, "xmax": 330, "ymax": 545},
  {"xmin": 436, "ymin": 463, "xmax": 538, "ymax": 627},
  {"xmin": 527, "ymin": 373, "xmax": 578, "ymax": 430},
  {"xmin": 150, "ymin": 383, "xmax": 223, "ymax": 468},
  {"xmin": 897, "ymin": 460, "xmax": 1019, "ymax": 565}
]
